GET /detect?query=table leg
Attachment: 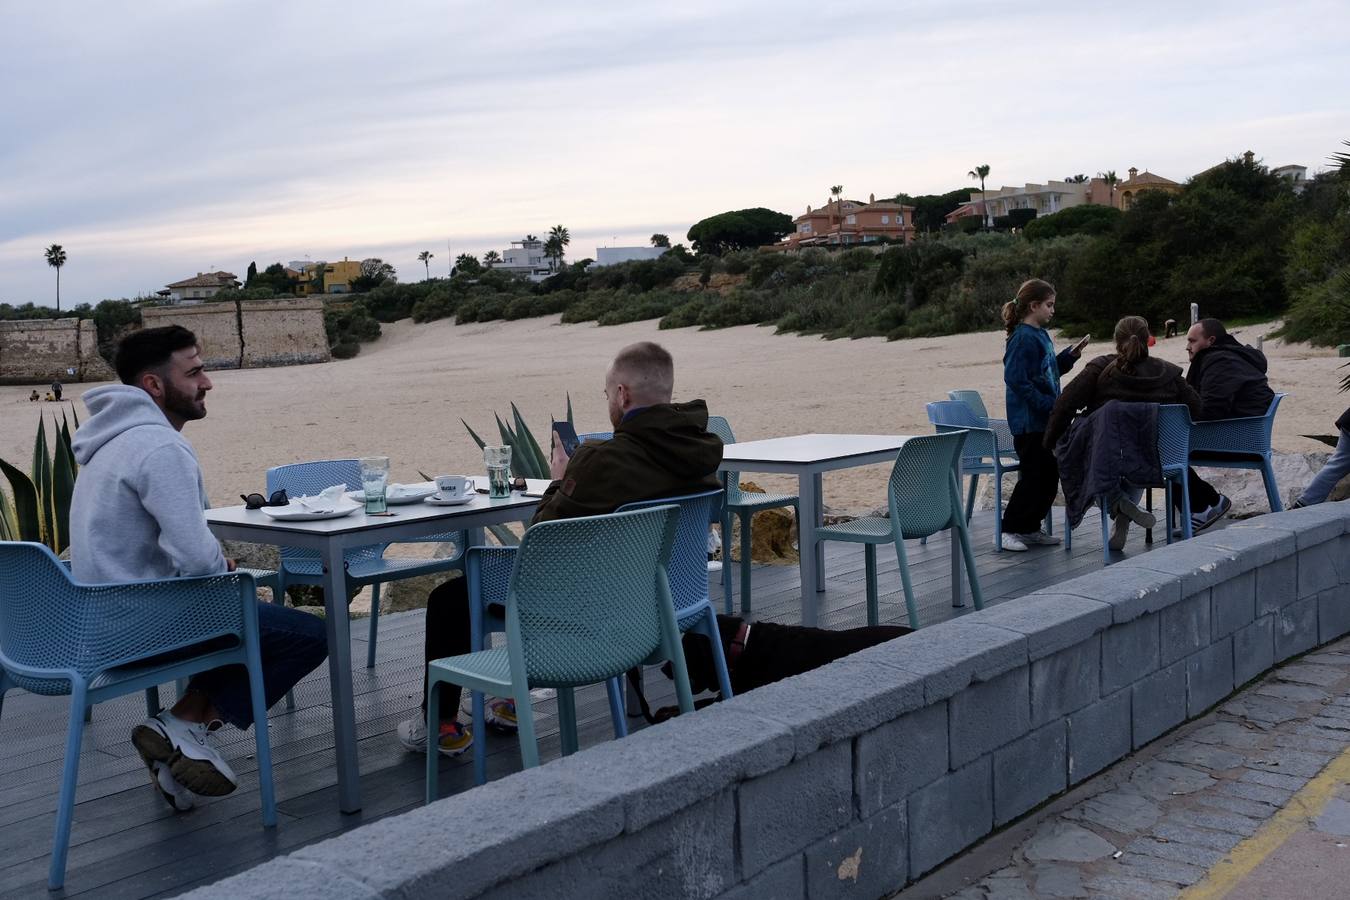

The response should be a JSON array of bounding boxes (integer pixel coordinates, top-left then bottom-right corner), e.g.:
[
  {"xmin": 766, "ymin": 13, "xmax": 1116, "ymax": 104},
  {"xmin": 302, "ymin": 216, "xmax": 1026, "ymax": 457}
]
[
  {"xmin": 797, "ymin": 472, "xmax": 820, "ymax": 627},
  {"xmin": 321, "ymin": 544, "xmax": 361, "ymax": 813}
]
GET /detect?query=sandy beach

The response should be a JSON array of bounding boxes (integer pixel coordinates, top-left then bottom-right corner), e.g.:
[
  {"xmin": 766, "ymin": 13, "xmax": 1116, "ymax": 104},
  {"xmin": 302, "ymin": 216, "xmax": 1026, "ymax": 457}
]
[{"xmin": 2, "ymin": 315, "xmax": 1345, "ymax": 515}]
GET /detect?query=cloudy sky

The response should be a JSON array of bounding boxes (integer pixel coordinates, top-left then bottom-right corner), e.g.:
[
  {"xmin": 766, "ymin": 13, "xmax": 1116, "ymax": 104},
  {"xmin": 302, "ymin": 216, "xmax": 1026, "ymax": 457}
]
[{"xmin": 2, "ymin": 0, "xmax": 1346, "ymax": 306}]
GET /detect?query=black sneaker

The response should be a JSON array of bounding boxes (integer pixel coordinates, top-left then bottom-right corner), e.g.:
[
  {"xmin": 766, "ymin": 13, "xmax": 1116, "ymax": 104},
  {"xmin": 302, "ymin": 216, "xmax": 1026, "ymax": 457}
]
[{"xmin": 1191, "ymin": 495, "xmax": 1233, "ymax": 534}]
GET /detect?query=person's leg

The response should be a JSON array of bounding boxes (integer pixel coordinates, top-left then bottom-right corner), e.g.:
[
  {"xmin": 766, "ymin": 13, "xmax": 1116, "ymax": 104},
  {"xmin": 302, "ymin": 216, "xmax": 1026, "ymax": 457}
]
[
  {"xmin": 1004, "ymin": 433, "xmax": 1059, "ymax": 537},
  {"xmin": 421, "ymin": 577, "xmax": 472, "ymax": 722},
  {"xmin": 1300, "ymin": 429, "xmax": 1350, "ymax": 506},
  {"xmin": 1178, "ymin": 467, "xmax": 1221, "ymax": 513}
]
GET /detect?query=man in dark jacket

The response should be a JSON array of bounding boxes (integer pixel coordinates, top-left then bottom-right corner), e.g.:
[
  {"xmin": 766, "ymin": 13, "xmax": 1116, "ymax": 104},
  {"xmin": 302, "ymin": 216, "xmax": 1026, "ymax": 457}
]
[
  {"xmin": 1180, "ymin": 319, "xmax": 1276, "ymax": 530},
  {"xmin": 398, "ymin": 341, "xmax": 724, "ymax": 756}
]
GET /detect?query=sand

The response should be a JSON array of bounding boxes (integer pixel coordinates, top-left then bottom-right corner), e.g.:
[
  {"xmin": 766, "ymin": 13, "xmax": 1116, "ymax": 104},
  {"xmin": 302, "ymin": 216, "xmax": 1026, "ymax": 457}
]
[{"xmin": 2, "ymin": 316, "xmax": 1345, "ymax": 515}]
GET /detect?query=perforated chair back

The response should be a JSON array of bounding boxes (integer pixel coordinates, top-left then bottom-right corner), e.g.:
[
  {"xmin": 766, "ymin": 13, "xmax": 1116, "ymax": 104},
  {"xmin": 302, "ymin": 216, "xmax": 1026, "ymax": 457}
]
[
  {"xmin": 1189, "ymin": 393, "xmax": 1285, "ymax": 455},
  {"xmin": 1156, "ymin": 404, "xmax": 1193, "ymax": 472},
  {"xmin": 578, "ymin": 430, "xmax": 613, "ymax": 443},
  {"xmin": 888, "ymin": 431, "xmax": 968, "ymax": 540},
  {"xmin": 926, "ymin": 401, "xmax": 997, "ymax": 464},
  {"xmin": 948, "ymin": 390, "xmax": 990, "ymax": 420},
  {"xmin": 266, "ymin": 459, "xmax": 384, "ymax": 567},
  {"xmin": 705, "ymin": 416, "xmax": 747, "ymax": 501},
  {"xmin": 617, "ymin": 489, "xmax": 722, "ymax": 618},
  {"xmin": 504, "ymin": 506, "xmax": 678, "ymax": 687}
]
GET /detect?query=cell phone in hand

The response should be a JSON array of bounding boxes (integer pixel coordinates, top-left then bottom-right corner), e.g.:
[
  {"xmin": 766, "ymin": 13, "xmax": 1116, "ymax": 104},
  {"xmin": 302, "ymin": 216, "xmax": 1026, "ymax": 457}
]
[
  {"xmin": 552, "ymin": 420, "xmax": 580, "ymax": 457},
  {"xmin": 1073, "ymin": 334, "xmax": 1091, "ymax": 352}
]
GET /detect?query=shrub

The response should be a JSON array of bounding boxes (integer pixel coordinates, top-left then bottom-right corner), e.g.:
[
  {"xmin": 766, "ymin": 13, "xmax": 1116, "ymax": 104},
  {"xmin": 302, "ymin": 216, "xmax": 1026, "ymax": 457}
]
[
  {"xmin": 1278, "ymin": 268, "xmax": 1350, "ymax": 346},
  {"xmin": 1024, "ymin": 204, "xmax": 1122, "ymax": 241},
  {"xmin": 659, "ymin": 299, "xmax": 709, "ymax": 329},
  {"xmin": 330, "ymin": 341, "xmax": 360, "ymax": 359}
]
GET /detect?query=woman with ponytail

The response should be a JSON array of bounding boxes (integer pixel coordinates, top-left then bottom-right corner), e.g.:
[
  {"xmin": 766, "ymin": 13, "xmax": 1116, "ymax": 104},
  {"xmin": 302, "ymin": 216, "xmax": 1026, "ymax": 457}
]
[
  {"xmin": 1044, "ymin": 315, "xmax": 1202, "ymax": 549},
  {"xmin": 999, "ymin": 278, "xmax": 1083, "ymax": 552}
]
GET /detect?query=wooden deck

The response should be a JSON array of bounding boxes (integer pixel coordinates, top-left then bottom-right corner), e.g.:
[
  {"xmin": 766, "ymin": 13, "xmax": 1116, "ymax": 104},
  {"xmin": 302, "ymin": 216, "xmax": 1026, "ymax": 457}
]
[{"xmin": 0, "ymin": 507, "xmax": 1155, "ymax": 898}]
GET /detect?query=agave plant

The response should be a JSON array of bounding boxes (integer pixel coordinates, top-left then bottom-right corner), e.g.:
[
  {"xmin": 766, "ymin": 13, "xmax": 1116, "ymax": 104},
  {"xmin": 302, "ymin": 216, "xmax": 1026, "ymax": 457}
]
[{"xmin": 0, "ymin": 407, "xmax": 80, "ymax": 553}]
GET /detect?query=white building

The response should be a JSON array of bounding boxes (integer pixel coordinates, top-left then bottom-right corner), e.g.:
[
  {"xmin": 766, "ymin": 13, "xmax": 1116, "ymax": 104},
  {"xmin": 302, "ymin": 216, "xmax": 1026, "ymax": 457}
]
[
  {"xmin": 593, "ymin": 246, "xmax": 668, "ymax": 267},
  {"xmin": 493, "ymin": 238, "xmax": 553, "ymax": 282},
  {"xmin": 1272, "ymin": 164, "xmax": 1310, "ymax": 194},
  {"xmin": 971, "ymin": 180, "xmax": 1092, "ymax": 222}
]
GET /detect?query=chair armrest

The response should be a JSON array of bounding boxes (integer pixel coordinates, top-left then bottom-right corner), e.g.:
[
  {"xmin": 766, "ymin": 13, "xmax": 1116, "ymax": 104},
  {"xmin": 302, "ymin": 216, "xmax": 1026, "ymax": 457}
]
[{"xmin": 1189, "ymin": 417, "xmax": 1271, "ymax": 454}]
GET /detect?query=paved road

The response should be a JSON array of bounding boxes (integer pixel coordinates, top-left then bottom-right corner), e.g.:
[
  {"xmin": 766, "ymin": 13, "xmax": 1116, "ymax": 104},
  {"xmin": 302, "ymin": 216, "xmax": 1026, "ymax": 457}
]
[{"xmin": 894, "ymin": 636, "xmax": 1350, "ymax": 899}]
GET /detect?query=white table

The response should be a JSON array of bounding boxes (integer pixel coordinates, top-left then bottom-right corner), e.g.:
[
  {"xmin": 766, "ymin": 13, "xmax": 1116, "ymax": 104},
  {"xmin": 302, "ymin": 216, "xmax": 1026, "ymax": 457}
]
[
  {"xmin": 206, "ymin": 491, "xmax": 538, "ymax": 813},
  {"xmin": 719, "ymin": 434, "xmax": 915, "ymax": 627}
]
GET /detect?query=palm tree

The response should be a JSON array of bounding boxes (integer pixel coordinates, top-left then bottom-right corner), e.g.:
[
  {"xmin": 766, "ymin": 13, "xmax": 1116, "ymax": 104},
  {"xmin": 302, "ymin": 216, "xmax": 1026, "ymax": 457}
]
[
  {"xmin": 1065, "ymin": 174, "xmax": 1088, "ymax": 184},
  {"xmin": 524, "ymin": 234, "xmax": 538, "ymax": 244},
  {"xmin": 829, "ymin": 185, "xmax": 843, "ymax": 242},
  {"xmin": 482, "ymin": 250, "xmax": 501, "ymax": 268},
  {"xmin": 44, "ymin": 244, "xmax": 67, "ymax": 311},
  {"xmin": 1098, "ymin": 170, "xmax": 1119, "ymax": 206},
  {"xmin": 417, "ymin": 250, "xmax": 434, "ymax": 280},
  {"xmin": 967, "ymin": 165, "xmax": 991, "ymax": 229},
  {"xmin": 547, "ymin": 224, "xmax": 570, "ymax": 271}
]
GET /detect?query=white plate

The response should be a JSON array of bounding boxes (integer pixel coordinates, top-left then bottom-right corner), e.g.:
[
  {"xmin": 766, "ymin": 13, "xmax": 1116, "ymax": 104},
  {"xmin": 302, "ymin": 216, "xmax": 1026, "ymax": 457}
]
[
  {"xmin": 260, "ymin": 499, "xmax": 363, "ymax": 521},
  {"xmin": 345, "ymin": 482, "xmax": 438, "ymax": 505},
  {"xmin": 424, "ymin": 493, "xmax": 476, "ymax": 506}
]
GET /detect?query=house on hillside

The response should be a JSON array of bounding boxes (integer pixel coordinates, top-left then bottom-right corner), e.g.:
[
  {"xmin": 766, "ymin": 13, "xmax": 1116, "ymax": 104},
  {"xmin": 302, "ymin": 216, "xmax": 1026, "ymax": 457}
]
[
  {"xmin": 163, "ymin": 271, "xmax": 240, "ymax": 304},
  {"xmin": 494, "ymin": 238, "xmax": 553, "ymax": 281},
  {"xmin": 1114, "ymin": 167, "xmax": 1182, "ymax": 210},
  {"xmin": 1272, "ymin": 164, "xmax": 1310, "ymax": 194},
  {"xmin": 295, "ymin": 258, "xmax": 362, "ymax": 294},
  {"xmin": 777, "ymin": 193, "xmax": 915, "ymax": 250}
]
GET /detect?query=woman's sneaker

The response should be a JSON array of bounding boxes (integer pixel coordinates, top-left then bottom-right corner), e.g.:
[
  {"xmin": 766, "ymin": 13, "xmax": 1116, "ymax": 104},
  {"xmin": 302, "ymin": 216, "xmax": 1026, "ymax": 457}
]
[
  {"xmin": 1001, "ymin": 533, "xmax": 1028, "ymax": 552},
  {"xmin": 397, "ymin": 718, "xmax": 473, "ymax": 757},
  {"xmin": 486, "ymin": 698, "xmax": 518, "ymax": 732},
  {"xmin": 131, "ymin": 713, "xmax": 238, "ymax": 797}
]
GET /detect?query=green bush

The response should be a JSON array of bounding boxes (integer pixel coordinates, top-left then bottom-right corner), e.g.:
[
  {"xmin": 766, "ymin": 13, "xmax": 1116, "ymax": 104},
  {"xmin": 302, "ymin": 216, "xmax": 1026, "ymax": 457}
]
[
  {"xmin": 1024, "ymin": 204, "xmax": 1123, "ymax": 241},
  {"xmin": 659, "ymin": 299, "xmax": 709, "ymax": 329},
  {"xmin": 330, "ymin": 341, "xmax": 360, "ymax": 359},
  {"xmin": 1279, "ymin": 268, "xmax": 1350, "ymax": 346}
]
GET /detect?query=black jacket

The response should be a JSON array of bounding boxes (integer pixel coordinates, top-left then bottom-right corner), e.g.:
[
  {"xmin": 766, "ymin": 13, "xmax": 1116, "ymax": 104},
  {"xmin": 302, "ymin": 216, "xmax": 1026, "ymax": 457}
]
[
  {"xmin": 1054, "ymin": 401, "xmax": 1162, "ymax": 528},
  {"xmin": 1045, "ymin": 354, "xmax": 1202, "ymax": 448},
  {"xmin": 532, "ymin": 400, "xmax": 723, "ymax": 524},
  {"xmin": 1186, "ymin": 336, "xmax": 1275, "ymax": 421}
]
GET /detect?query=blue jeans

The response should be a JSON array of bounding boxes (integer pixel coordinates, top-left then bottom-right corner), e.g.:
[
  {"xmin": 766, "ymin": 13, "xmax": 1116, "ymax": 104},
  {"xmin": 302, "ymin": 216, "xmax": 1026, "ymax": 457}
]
[
  {"xmin": 1302, "ymin": 429, "xmax": 1350, "ymax": 506},
  {"xmin": 187, "ymin": 602, "xmax": 328, "ymax": 730}
]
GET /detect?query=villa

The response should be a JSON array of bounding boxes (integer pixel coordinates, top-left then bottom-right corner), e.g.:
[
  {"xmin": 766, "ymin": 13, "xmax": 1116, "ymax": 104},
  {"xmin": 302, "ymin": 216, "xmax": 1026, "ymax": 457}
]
[{"xmin": 778, "ymin": 193, "xmax": 916, "ymax": 250}]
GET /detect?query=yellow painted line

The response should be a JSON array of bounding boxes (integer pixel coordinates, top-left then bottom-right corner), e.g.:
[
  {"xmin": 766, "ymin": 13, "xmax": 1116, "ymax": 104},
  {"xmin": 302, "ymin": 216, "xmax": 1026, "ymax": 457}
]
[{"xmin": 1180, "ymin": 744, "xmax": 1350, "ymax": 900}]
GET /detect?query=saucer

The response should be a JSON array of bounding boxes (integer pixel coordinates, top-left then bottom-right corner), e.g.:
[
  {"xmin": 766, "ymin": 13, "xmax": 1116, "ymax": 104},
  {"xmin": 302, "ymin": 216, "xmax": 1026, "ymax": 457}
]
[{"xmin": 424, "ymin": 493, "xmax": 475, "ymax": 506}]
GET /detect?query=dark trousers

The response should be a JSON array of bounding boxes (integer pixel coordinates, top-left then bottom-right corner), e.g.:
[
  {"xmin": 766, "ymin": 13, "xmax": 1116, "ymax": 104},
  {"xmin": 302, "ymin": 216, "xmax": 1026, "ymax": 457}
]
[
  {"xmin": 1173, "ymin": 468, "xmax": 1222, "ymax": 514},
  {"xmin": 421, "ymin": 577, "xmax": 504, "ymax": 721},
  {"xmin": 1002, "ymin": 432, "xmax": 1059, "ymax": 534},
  {"xmin": 186, "ymin": 602, "xmax": 328, "ymax": 730}
]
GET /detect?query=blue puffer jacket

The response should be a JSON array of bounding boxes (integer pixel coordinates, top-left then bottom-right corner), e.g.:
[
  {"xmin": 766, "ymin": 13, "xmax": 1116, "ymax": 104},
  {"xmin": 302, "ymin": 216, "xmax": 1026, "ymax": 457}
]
[{"xmin": 1004, "ymin": 324, "xmax": 1078, "ymax": 435}]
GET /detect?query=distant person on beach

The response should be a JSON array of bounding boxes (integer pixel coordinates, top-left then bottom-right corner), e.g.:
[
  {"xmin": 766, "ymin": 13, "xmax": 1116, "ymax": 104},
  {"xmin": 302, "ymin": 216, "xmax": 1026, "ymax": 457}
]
[
  {"xmin": 29, "ymin": 390, "xmax": 40, "ymax": 402},
  {"xmin": 69, "ymin": 325, "xmax": 328, "ymax": 812},
  {"xmin": 1045, "ymin": 316, "xmax": 1203, "ymax": 549},
  {"xmin": 998, "ymin": 278, "xmax": 1083, "ymax": 552},
  {"xmin": 52, "ymin": 379, "xmax": 63, "ymax": 401},
  {"xmin": 399, "ymin": 341, "xmax": 724, "ymax": 757},
  {"xmin": 1294, "ymin": 406, "xmax": 1350, "ymax": 507},
  {"xmin": 1181, "ymin": 318, "xmax": 1276, "ymax": 531}
]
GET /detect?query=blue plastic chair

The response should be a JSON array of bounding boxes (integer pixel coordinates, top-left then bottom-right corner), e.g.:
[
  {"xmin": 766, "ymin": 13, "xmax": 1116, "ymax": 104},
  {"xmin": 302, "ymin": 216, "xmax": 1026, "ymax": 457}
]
[
  {"xmin": 814, "ymin": 431, "xmax": 985, "ymax": 629},
  {"xmin": 426, "ymin": 506, "xmax": 694, "ymax": 798},
  {"xmin": 577, "ymin": 430, "xmax": 613, "ymax": 443},
  {"xmin": 267, "ymin": 459, "xmax": 467, "ymax": 669},
  {"xmin": 927, "ymin": 401, "xmax": 1021, "ymax": 551},
  {"xmin": 943, "ymin": 392, "xmax": 1053, "ymax": 540},
  {"xmin": 0, "ymin": 542, "xmax": 276, "ymax": 890},
  {"xmin": 1188, "ymin": 393, "xmax": 1286, "ymax": 512},
  {"xmin": 705, "ymin": 416, "xmax": 798, "ymax": 616},
  {"xmin": 1063, "ymin": 404, "xmax": 1193, "ymax": 562}
]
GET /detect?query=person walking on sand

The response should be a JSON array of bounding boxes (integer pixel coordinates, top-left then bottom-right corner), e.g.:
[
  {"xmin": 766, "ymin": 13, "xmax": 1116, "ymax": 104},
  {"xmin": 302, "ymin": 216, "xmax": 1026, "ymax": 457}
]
[{"xmin": 999, "ymin": 278, "xmax": 1084, "ymax": 552}]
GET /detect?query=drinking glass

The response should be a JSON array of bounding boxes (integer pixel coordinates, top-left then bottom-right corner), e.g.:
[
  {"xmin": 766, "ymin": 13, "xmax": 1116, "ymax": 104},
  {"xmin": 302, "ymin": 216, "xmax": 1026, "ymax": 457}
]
[
  {"xmin": 358, "ymin": 456, "xmax": 390, "ymax": 514},
  {"xmin": 484, "ymin": 445, "xmax": 513, "ymax": 498}
]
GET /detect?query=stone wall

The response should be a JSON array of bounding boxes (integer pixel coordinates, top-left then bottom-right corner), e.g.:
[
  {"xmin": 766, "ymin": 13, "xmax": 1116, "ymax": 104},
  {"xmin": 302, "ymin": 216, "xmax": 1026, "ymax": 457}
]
[
  {"xmin": 0, "ymin": 318, "xmax": 113, "ymax": 384},
  {"xmin": 140, "ymin": 298, "xmax": 330, "ymax": 369},
  {"xmin": 182, "ymin": 504, "xmax": 1350, "ymax": 900}
]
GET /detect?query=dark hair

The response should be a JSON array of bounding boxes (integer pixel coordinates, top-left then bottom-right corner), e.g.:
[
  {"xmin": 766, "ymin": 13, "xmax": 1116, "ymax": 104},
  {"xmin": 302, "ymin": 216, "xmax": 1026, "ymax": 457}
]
[
  {"xmin": 1196, "ymin": 318, "xmax": 1228, "ymax": 342},
  {"xmin": 114, "ymin": 326, "xmax": 199, "ymax": 385},
  {"xmin": 1113, "ymin": 316, "xmax": 1151, "ymax": 373},
  {"xmin": 1001, "ymin": 278, "xmax": 1056, "ymax": 336}
]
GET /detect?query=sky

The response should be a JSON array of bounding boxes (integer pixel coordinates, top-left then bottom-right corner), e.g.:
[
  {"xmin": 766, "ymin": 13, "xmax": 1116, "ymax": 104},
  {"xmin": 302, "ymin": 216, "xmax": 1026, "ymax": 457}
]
[{"xmin": 2, "ymin": 0, "xmax": 1347, "ymax": 306}]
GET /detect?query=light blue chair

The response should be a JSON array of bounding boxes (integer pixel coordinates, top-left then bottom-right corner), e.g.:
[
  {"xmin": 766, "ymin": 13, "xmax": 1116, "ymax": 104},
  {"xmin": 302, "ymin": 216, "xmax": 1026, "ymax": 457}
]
[
  {"xmin": 578, "ymin": 430, "xmax": 613, "ymax": 443},
  {"xmin": 1063, "ymin": 404, "xmax": 1194, "ymax": 562},
  {"xmin": 814, "ymin": 431, "xmax": 984, "ymax": 629},
  {"xmin": 1188, "ymin": 393, "xmax": 1286, "ymax": 512},
  {"xmin": 0, "ymin": 542, "xmax": 276, "ymax": 890},
  {"xmin": 927, "ymin": 400, "xmax": 1021, "ymax": 551},
  {"xmin": 705, "ymin": 416, "xmax": 798, "ymax": 615},
  {"xmin": 267, "ymin": 459, "xmax": 467, "ymax": 669},
  {"xmin": 426, "ymin": 506, "xmax": 694, "ymax": 799},
  {"xmin": 944, "ymin": 391, "xmax": 1054, "ymax": 541}
]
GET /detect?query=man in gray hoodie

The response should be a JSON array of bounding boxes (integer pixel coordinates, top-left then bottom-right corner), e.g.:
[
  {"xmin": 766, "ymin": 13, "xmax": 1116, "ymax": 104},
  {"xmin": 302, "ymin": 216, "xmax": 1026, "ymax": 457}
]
[{"xmin": 70, "ymin": 326, "xmax": 327, "ymax": 812}]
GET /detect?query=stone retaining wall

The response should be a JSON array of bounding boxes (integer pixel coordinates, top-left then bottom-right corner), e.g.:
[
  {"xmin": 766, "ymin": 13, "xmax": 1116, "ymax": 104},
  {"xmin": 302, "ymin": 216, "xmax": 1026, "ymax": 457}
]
[
  {"xmin": 0, "ymin": 318, "xmax": 114, "ymax": 384},
  {"xmin": 183, "ymin": 504, "xmax": 1350, "ymax": 900},
  {"xmin": 141, "ymin": 298, "xmax": 329, "ymax": 369}
]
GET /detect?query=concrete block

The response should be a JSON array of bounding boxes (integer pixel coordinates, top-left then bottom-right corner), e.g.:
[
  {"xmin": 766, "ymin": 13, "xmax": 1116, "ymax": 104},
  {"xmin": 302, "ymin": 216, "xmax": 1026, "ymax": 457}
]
[
  {"xmin": 1051, "ymin": 566, "xmax": 1181, "ymax": 624},
  {"xmin": 1299, "ymin": 541, "xmax": 1343, "ymax": 600},
  {"xmin": 477, "ymin": 790, "xmax": 737, "ymax": 900},
  {"xmin": 804, "ymin": 803, "xmax": 907, "ymax": 899},
  {"xmin": 1067, "ymin": 689, "xmax": 1131, "ymax": 784},
  {"xmin": 730, "ymin": 651, "xmax": 923, "ymax": 758},
  {"xmin": 178, "ymin": 859, "xmax": 380, "ymax": 900},
  {"xmin": 963, "ymin": 593, "xmax": 1110, "ymax": 660},
  {"xmin": 1031, "ymin": 638, "xmax": 1100, "ymax": 727},
  {"xmin": 855, "ymin": 702, "xmax": 948, "ymax": 819},
  {"xmin": 1161, "ymin": 592, "xmax": 1211, "ymax": 666},
  {"xmin": 715, "ymin": 855, "xmax": 803, "ymax": 900},
  {"xmin": 1114, "ymin": 537, "xmax": 1248, "ymax": 597},
  {"xmin": 1187, "ymin": 638, "xmax": 1235, "ymax": 716},
  {"xmin": 1318, "ymin": 588, "xmax": 1350, "ymax": 644},
  {"xmin": 1210, "ymin": 573, "xmax": 1256, "ymax": 640},
  {"xmin": 1101, "ymin": 613, "xmax": 1161, "ymax": 696},
  {"xmin": 1254, "ymin": 555, "xmax": 1297, "ymax": 614},
  {"xmin": 738, "ymin": 741, "xmax": 854, "ymax": 878},
  {"xmin": 993, "ymin": 722, "xmax": 1067, "ymax": 826},
  {"xmin": 1197, "ymin": 525, "xmax": 1296, "ymax": 570},
  {"xmin": 850, "ymin": 622, "xmax": 1026, "ymax": 705},
  {"xmin": 908, "ymin": 757, "xmax": 993, "ymax": 878},
  {"xmin": 1132, "ymin": 660, "xmax": 1187, "ymax": 748},
  {"xmin": 1278, "ymin": 503, "xmax": 1350, "ymax": 547},
  {"xmin": 1275, "ymin": 596, "xmax": 1319, "ymax": 662},
  {"xmin": 949, "ymin": 666, "xmax": 1031, "ymax": 768}
]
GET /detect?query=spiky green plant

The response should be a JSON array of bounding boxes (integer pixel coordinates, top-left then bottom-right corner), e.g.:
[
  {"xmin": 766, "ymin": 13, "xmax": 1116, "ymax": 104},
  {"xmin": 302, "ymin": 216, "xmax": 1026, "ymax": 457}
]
[{"xmin": 0, "ymin": 407, "xmax": 80, "ymax": 553}]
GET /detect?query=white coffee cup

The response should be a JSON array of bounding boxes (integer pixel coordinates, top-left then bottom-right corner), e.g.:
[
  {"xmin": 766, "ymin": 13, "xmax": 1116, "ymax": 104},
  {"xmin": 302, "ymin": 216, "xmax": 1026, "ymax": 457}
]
[{"xmin": 434, "ymin": 475, "xmax": 474, "ymax": 499}]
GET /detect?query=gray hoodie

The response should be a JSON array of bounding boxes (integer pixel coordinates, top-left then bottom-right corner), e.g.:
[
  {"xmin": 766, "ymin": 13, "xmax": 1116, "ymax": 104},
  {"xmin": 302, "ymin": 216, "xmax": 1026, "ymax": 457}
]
[{"xmin": 69, "ymin": 385, "xmax": 226, "ymax": 583}]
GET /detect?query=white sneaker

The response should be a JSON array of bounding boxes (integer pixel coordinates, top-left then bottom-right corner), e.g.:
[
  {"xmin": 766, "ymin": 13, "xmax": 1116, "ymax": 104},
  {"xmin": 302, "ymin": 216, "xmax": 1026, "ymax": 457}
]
[
  {"xmin": 131, "ymin": 713, "xmax": 238, "ymax": 797},
  {"xmin": 1015, "ymin": 530, "xmax": 1062, "ymax": 546},
  {"xmin": 398, "ymin": 717, "xmax": 429, "ymax": 753},
  {"xmin": 1001, "ymin": 533, "xmax": 1028, "ymax": 552},
  {"xmin": 151, "ymin": 761, "xmax": 196, "ymax": 812}
]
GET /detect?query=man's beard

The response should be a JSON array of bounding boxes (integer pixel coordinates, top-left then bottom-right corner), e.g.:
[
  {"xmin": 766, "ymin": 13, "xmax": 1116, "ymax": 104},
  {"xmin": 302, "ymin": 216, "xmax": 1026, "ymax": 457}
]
[{"xmin": 164, "ymin": 381, "xmax": 207, "ymax": 422}]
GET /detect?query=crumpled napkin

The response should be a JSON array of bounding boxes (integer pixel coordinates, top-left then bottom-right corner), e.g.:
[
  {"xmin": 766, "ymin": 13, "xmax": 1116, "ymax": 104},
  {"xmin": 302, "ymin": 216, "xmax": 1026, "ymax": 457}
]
[{"xmin": 294, "ymin": 484, "xmax": 350, "ymax": 513}]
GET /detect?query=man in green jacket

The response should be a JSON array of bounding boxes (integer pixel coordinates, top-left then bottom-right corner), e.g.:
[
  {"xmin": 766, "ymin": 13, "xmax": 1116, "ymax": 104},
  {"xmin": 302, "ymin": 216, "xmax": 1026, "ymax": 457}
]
[{"xmin": 398, "ymin": 341, "xmax": 724, "ymax": 756}]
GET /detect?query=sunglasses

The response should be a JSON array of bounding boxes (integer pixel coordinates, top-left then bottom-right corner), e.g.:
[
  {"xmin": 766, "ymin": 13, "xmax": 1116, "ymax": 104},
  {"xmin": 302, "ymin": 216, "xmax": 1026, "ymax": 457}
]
[
  {"xmin": 241, "ymin": 489, "xmax": 289, "ymax": 510},
  {"xmin": 474, "ymin": 477, "xmax": 528, "ymax": 494}
]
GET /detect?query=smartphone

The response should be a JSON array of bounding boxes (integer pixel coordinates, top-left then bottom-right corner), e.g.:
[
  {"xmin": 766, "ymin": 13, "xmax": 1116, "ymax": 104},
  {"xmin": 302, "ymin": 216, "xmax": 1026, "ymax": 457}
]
[
  {"xmin": 552, "ymin": 420, "xmax": 580, "ymax": 456},
  {"xmin": 1073, "ymin": 334, "xmax": 1091, "ymax": 352}
]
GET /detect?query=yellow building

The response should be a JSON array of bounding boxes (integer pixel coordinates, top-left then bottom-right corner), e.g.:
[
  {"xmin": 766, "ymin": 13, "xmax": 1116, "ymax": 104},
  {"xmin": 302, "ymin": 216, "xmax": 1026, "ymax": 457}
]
[{"xmin": 296, "ymin": 258, "xmax": 363, "ymax": 294}]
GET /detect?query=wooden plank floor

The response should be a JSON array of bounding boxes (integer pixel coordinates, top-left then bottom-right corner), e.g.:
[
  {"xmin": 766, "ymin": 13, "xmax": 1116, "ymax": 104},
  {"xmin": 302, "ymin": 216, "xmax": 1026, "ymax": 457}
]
[{"xmin": 0, "ymin": 506, "xmax": 1172, "ymax": 898}]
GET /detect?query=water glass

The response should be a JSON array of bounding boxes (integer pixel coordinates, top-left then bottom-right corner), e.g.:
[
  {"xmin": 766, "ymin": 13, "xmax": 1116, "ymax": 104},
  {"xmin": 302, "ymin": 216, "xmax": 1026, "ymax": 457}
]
[
  {"xmin": 484, "ymin": 445, "xmax": 513, "ymax": 499},
  {"xmin": 358, "ymin": 456, "xmax": 390, "ymax": 514}
]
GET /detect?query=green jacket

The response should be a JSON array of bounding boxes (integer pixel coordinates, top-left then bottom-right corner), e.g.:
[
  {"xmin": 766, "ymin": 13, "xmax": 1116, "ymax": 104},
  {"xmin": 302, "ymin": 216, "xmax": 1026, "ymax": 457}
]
[{"xmin": 531, "ymin": 400, "xmax": 724, "ymax": 524}]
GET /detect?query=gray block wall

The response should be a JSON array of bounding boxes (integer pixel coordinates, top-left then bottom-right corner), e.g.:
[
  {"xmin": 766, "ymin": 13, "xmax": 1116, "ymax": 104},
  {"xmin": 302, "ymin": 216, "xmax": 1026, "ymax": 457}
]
[{"xmin": 182, "ymin": 504, "xmax": 1350, "ymax": 900}]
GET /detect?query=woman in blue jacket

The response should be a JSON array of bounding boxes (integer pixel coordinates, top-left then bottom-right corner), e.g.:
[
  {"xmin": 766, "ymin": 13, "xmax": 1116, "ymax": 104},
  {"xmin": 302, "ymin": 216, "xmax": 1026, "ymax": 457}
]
[{"xmin": 1000, "ymin": 279, "xmax": 1083, "ymax": 551}]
